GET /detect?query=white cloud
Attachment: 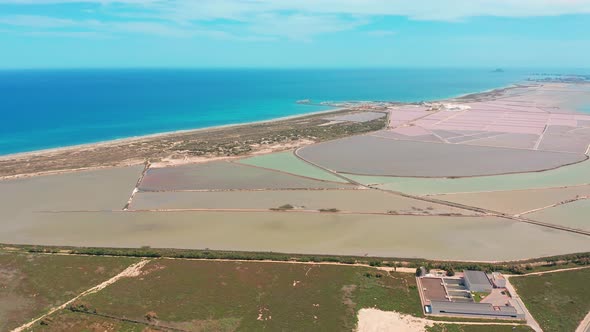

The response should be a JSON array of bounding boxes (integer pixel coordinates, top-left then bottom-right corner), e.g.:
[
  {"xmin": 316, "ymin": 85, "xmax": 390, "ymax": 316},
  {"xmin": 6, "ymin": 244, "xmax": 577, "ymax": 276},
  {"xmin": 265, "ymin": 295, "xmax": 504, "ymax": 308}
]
[
  {"xmin": 1, "ymin": 0, "xmax": 590, "ymax": 41},
  {"xmin": 3, "ymin": 0, "xmax": 590, "ymax": 20},
  {"xmin": 367, "ymin": 30, "xmax": 397, "ymax": 37},
  {"xmin": 23, "ymin": 30, "xmax": 107, "ymax": 38},
  {"xmin": 0, "ymin": 14, "xmax": 276, "ymax": 40},
  {"xmin": 245, "ymin": 13, "xmax": 366, "ymax": 41},
  {"xmin": 0, "ymin": 15, "xmax": 77, "ymax": 28},
  {"xmin": 109, "ymin": 21, "xmax": 193, "ymax": 37}
]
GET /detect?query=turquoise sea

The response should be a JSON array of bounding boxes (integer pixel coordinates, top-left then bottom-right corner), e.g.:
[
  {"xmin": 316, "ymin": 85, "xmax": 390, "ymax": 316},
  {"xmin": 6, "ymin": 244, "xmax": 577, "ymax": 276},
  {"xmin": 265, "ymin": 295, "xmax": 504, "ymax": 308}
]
[{"xmin": 0, "ymin": 68, "xmax": 553, "ymax": 155}]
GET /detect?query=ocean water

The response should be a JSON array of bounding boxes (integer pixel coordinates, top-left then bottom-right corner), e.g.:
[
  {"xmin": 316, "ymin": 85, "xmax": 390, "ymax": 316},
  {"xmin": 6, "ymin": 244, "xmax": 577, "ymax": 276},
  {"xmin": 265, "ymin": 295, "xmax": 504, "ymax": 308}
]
[{"xmin": 0, "ymin": 68, "xmax": 534, "ymax": 155}]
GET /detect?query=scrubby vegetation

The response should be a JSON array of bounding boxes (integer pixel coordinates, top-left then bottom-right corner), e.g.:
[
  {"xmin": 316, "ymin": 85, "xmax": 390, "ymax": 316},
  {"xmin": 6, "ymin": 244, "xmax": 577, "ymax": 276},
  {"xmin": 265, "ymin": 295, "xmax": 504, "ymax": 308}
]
[
  {"xmin": 270, "ymin": 204, "xmax": 295, "ymax": 211},
  {"xmin": 69, "ymin": 302, "xmax": 97, "ymax": 314},
  {"xmin": 171, "ymin": 117, "xmax": 387, "ymax": 157},
  {"xmin": 3, "ymin": 247, "xmax": 584, "ymax": 331},
  {"xmin": 511, "ymin": 268, "xmax": 590, "ymax": 332},
  {"xmin": 0, "ymin": 109, "xmax": 387, "ymax": 177},
  {"xmin": 70, "ymin": 260, "xmax": 420, "ymax": 331},
  {"xmin": 318, "ymin": 208, "xmax": 340, "ymax": 212},
  {"xmin": 33, "ymin": 311, "xmax": 147, "ymax": 332},
  {"xmin": 0, "ymin": 251, "xmax": 138, "ymax": 331}
]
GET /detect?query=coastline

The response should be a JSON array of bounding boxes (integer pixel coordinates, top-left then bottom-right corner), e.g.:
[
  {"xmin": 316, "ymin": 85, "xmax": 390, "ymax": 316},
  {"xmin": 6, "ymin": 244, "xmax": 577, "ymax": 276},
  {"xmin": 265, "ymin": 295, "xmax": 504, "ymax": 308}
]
[
  {"xmin": 0, "ymin": 107, "xmax": 345, "ymax": 161},
  {"xmin": 0, "ymin": 82, "xmax": 525, "ymax": 161}
]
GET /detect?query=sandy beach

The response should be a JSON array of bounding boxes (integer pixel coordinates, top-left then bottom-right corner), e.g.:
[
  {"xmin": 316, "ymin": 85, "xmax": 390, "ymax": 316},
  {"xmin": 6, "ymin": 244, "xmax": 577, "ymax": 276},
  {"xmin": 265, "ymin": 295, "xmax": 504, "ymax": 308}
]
[
  {"xmin": 0, "ymin": 106, "xmax": 376, "ymax": 179},
  {"xmin": 0, "ymin": 107, "xmax": 346, "ymax": 161}
]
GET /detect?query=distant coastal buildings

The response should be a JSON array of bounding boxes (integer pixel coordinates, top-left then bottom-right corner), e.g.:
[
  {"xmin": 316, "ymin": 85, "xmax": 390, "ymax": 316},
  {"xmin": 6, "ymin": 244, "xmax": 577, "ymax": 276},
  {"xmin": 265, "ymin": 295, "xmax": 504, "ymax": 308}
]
[
  {"xmin": 528, "ymin": 73, "xmax": 590, "ymax": 83},
  {"xmin": 423, "ymin": 102, "xmax": 471, "ymax": 112}
]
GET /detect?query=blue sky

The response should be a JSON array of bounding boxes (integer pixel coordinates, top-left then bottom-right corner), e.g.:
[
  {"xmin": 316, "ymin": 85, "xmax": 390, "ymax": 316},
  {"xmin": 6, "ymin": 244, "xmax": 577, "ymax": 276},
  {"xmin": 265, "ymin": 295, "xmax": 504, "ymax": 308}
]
[{"xmin": 1, "ymin": 0, "xmax": 589, "ymax": 68}]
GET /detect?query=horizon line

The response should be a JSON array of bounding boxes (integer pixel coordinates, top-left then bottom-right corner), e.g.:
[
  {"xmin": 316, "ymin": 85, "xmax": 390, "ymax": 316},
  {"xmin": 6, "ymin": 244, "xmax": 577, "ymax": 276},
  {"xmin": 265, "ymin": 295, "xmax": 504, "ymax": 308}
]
[{"xmin": 0, "ymin": 66, "xmax": 588, "ymax": 71}]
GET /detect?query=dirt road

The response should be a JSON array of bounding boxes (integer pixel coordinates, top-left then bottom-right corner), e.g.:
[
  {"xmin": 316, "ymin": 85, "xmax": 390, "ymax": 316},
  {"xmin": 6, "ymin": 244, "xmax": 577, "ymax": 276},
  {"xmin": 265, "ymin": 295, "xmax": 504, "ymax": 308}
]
[{"xmin": 576, "ymin": 310, "xmax": 590, "ymax": 332}]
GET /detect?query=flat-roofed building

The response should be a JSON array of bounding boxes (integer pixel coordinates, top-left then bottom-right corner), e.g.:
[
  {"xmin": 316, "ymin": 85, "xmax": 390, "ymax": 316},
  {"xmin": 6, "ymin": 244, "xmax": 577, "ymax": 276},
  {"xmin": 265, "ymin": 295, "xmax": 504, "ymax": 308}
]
[
  {"xmin": 463, "ymin": 270, "xmax": 492, "ymax": 292},
  {"xmin": 430, "ymin": 301, "xmax": 524, "ymax": 319},
  {"xmin": 420, "ymin": 277, "xmax": 448, "ymax": 303},
  {"xmin": 491, "ymin": 272, "xmax": 507, "ymax": 288}
]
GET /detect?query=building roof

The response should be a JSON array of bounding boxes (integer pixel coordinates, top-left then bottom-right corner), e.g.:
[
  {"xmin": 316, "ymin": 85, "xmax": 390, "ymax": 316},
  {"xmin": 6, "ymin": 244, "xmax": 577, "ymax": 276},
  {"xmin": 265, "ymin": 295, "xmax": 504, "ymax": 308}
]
[
  {"xmin": 463, "ymin": 270, "xmax": 492, "ymax": 286},
  {"xmin": 421, "ymin": 277, "xmax": 448, "ymax": 302},
  {"xmin": 431, "ymin": 301, "xmax": 518, "ymax": 315}
]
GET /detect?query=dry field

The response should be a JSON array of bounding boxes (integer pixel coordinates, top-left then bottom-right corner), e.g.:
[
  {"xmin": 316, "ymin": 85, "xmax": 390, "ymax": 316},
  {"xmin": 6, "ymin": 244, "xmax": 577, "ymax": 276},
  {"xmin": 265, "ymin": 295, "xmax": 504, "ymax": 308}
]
[
  {"xmin": 66, "ymin": 259, "xmax": 421, "ymax": 331},
  {"xmin": 26, "ymin": 311, "xmax": 145, "ymax": 332},
  {"xmin": 510, "ymin": 268, "xmax": 590, "ymax": 332},
  {"xmin": 0, "ymin": 251, "xmax": 138, "ymax": 331}
]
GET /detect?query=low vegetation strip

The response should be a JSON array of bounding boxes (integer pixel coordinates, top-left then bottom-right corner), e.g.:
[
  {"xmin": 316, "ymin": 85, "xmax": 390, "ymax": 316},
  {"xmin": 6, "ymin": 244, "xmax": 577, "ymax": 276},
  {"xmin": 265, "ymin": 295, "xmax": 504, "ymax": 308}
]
[
  {"xmin": 510, "ymin": 268, "xmax": 590, "ymax": 332},
  {"xmin": 9, "ymin": 244, "xmax": 590, "ymax": 275}
]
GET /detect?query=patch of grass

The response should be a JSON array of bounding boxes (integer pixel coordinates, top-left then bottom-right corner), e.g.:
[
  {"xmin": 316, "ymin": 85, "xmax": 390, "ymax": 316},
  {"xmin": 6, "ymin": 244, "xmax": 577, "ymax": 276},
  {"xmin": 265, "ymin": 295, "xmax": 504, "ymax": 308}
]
[
  {"xmin": 353, "ymin": 271, "xmax": 423, "ymax": 317},
  {"xmin": 426, "ymin": 323, "xmax": 533, "ymax": 332},
  {"xmin": 78, "ymin": 259, "xmax": 420, "ymax": 331},
  {"xmin": 511, "ymin": 268, "xmax": 590, "ymax": 332},
  {"xmin": 471, "ymin": 291, "xmax": 490, "ymax": 303},
  {"xmin": 29, "ymin": 311, "xmax": 146, "ymax": 332},
  {"xmin": 0, "ymin": 251, "xmax": 139, "ymax": 331}
]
